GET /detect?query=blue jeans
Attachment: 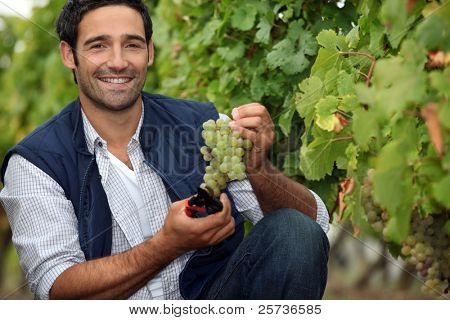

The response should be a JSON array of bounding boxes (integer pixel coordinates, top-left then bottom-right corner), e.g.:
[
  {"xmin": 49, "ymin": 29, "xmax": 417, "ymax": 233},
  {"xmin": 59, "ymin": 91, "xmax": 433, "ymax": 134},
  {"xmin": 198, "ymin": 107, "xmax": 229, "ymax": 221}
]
[{"xmin": 198, "ymin": 208, "xmax": 330, "ymax": 299}]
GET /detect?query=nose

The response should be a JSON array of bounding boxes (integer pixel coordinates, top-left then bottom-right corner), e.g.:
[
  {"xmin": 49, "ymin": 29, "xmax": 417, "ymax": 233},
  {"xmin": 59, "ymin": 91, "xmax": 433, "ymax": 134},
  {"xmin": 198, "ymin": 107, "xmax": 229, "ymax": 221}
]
[{"xmin": 106, "ymin": 45, "xmax": 129, "ymax": 71}]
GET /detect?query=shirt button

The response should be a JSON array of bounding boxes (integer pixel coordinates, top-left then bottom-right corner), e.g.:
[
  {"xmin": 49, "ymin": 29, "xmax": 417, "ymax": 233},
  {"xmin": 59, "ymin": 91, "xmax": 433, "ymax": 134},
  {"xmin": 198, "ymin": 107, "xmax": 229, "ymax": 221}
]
[{"xmin": 98, "ymin": 141, "xmax": 103, "ymax": 147}]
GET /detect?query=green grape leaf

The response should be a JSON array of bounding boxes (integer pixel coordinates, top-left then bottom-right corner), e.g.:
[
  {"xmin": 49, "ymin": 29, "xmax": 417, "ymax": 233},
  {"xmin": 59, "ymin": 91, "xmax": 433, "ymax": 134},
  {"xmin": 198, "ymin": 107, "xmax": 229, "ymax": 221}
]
[
  {"xmin": 438, "ymin": 100, "xmax": 450, "ymax": 130},
  {"xmin": 345, "ymin": 25, "xmax": 360, "ymax": 49},
  {"xmin": 295, "ymin": 76, "xmax": 323, "ymax": 126},
  {"xmin": 255, "ymin": 18, "xmax": 271, "ymax": 44},
  {"xmin": 283, "ymin": 151, "xmax": 302, "ymax": 176},
  {"xmin": 429, "ymin": 69, "xmax": 450, "ymax": 100},
  {"xmin": 415, "ymin": 3, "xmax": 450, "ymax": 51},
  {"xmin": 316, "ymin": 29, "xmax": 338, "ymax": 51},
  {"xmin": 299, "ymin": 30, "xmax": 318, "ymax": 56},
  {"xmin": 433, "ymin": 174, "xmax": 450, "ymax": 209},
  {"xmin": 379, "ymin": 0, "xmax": 408, "ymax": 49},
  {"xmin": 340, "ymin": 94, "xmax": 359, "ymax": 112},
  {"xmin": 217, "ymin": 42, "xmax": 246, "ymax": 62},
  {"xmin": 391, "ymin": 117, "xmax": 420, "ymax": 162},
  {"xmin": 355, "ymin": 83, "xmax": 375, "ymax": 106},
  {"xmin": 337, "ymin": 71, "xmax": 356, "ymax": 96},
  {"xmin": 352, "ymin": 108, "xmax": 378, "ymax": 149},
  {"xmin": 266, "ymin": 39, "xmax": 309, "ymax": 75},
  {"xmin": 267, "ymin": 39, "xmax": 292, "ymax": 68},
  {"xmin": 372, "ymin": 57, "xmax": 427, "ymax": 115},
  {"xmin": 368, "ymin": 21, "xmax": 385, "ymax": 57},
  {"xmin": 250, "ymin": 72, "xmax": 265, "ymax": 101},
  {"xmin": 372, "ymin": 142, "xmax": 412, "ymax": 214},
  {"xmin": 299, "ymin": 129, "xmax": 350, "ymax": 180},
  {"xmin": 386, "ymin": 212, "xmax": 411, "ymax": 244},
  {"xmin": 324, "ymin": 68, "xmax": 339, "ymax": 95},
  {"xmin": 345, "ymin": 142, "xmax": 358, "ymax": 172},
  {"xmin": 283, "ymin": 52, "xmax": 309, "ymax": 75},
  {"xmin": 399, "ymin": 39, "xmax": 427, "ymax": 68},
  {"xmin": 315, "ymin": 96, "xmax": 339, "ymax": 132},
  {"xmin": 278, "ymin": 93, "xmax": 295, "ymax": 136},
  {"xmin": 347, "ymin": 183, "xmax": 370, "ymax": 232},
  {"xmin": 201, "ymin": 19, "xmax": 222, "ymax": 45},
  {"xmin": 311, "ymin": 48, "xmax": 341, "ymax": 79},
  {"xmin": 287, "ymin": 19, "xmax": 305, "ymax": 42},
  {"xmin": 231, "ymin": 5, "xmax": 258, "ymax": 31}
]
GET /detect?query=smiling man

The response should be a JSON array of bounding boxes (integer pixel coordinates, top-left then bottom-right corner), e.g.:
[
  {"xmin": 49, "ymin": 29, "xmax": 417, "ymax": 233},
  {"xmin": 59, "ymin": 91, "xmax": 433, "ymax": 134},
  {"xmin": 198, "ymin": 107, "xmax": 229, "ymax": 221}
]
[{"xmin": 0, "ymin": 0, "xmax": 330, "ymax": 300}]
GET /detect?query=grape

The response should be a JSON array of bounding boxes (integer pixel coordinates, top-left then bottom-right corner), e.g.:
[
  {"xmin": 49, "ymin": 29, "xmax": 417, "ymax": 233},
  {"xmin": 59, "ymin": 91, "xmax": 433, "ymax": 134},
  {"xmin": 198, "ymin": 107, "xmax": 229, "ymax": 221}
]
[
  {"xmin": 363, "ymin": 168, "xmax": 449, "ymax": 298},
  {"xmin": 200, "ymin": 146, "xmax": 209, "ymax": 155},
  {"xmin": 234, "ymin": 147, "xmax": 245, "ymax": 157},
  {"xmin": 231, "ymin": 155, "xmax": 241, "ymax": 164},
  {"xmin": 219, "ymin": 162, "xmax": 231, "ymax": 173},
  {"xmin": 200, "ymin": 117, "xmax": 253, "ymax": 196},
  {"xmin": 401, "ymin": 212, "xmax": 449, "ymax": 298},
  {"xmin": 202, "ymin": 119, "xmax": 216, "ymax": 130},
  {"xmin": 243, "ymin": 139, "xmax": 253, "ymax": 149}
]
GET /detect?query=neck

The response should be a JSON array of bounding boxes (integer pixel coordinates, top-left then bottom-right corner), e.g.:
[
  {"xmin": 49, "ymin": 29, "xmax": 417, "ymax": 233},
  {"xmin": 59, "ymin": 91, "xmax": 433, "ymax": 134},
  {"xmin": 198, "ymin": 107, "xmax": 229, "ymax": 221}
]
[{"xmin": 80, "ymin": 95, "xmax": 142, "ymax": 150}]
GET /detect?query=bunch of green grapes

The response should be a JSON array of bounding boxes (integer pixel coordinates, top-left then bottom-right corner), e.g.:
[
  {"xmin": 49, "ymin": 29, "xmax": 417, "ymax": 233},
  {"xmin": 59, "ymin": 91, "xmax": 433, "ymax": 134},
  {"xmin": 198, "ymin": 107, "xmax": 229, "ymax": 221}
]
[
  {"xmin": 362, "ymin": 169, "xmax": 389, "ymax": 241},
  {"xmin": 401, "ymin": 213, "xmax": 449, "ymax": 298},
  {"xmin": 200, "ymin": 118, "xmax": 253, "ymax": 197},
  {"xmin": 363, "ymin": 169, "xmax": 449, "ymax": 297}
]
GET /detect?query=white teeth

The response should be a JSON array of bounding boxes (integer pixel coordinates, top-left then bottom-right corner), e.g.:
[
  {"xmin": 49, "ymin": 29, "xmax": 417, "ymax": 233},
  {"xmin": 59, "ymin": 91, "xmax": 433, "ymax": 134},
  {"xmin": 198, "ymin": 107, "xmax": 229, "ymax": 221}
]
[{"xmin": 100, "ymin": 78, "xmax": 130, "ymax": 84}]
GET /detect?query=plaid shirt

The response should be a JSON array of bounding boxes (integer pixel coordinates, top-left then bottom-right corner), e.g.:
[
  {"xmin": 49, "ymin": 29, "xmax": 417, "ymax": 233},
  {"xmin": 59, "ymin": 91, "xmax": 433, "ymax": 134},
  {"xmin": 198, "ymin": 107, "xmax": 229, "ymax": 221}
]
[{"xmin": 0, "ymin": 106, "xmax": 329, "ymax": 300}]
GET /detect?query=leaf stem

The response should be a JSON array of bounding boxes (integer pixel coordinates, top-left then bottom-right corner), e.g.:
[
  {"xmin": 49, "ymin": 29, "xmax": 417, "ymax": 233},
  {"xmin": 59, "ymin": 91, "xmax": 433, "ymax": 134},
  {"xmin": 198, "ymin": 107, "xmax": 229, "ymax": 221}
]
[
  {"xmin": 338, "ymin": 51, "xmax": 377, "ymax": 86},
  {"xmin": 332, "ymin": 136, "xmax": 353, "ymax": 142}
]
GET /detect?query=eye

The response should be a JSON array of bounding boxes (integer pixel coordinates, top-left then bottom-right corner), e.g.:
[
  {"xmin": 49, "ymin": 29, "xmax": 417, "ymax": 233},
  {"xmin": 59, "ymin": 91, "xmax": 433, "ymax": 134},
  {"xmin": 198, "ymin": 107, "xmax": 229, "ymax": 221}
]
[
  {"xmin": 127, "ymin": 43, "xmax": 141, "ymax": 48},
  {"xmin": 91, "ymin": 43, "xmax": 105, "ymax": 49}
]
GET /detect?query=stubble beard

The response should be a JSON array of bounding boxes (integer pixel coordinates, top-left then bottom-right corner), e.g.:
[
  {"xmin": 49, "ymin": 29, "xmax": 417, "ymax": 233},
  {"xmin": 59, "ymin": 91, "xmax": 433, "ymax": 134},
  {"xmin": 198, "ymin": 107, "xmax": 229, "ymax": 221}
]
[{"xmin": 78, "ymin": 70, "xmax": 145, "ymax": 113}]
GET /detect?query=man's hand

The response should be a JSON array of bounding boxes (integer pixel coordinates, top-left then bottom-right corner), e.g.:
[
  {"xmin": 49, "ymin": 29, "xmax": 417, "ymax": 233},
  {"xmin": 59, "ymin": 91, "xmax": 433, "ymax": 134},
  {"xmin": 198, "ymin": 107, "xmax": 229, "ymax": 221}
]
[
  {"xmin": 229, "ymin": 102, "xmax": 318, "ymax": 219},
  {"xmin": 230, "ymin": 103, "xmax": 274, "ymax": 173},
  {"xmin": 158, "ymin": 193, "xmax": 235, "ymax": 255}
]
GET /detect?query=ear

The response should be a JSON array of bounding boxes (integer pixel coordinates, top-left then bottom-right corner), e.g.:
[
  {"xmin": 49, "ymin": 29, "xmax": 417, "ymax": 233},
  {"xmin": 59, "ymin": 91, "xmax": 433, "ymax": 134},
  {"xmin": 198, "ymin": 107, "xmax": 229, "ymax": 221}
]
[
  {"xmin": 147, "ymin": 39, "xmax": 154, "ymax": 67},
  {"xmin": 60, "ymin": 41, "xmax": 76, "ymax": 69}
]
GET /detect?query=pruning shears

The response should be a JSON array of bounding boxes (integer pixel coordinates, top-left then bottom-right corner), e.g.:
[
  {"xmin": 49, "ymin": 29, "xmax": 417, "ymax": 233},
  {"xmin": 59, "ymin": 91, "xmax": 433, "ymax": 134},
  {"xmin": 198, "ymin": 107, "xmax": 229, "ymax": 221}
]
[{"xmin": 185, "ymin": 187, "xmax": 223, "ymax": 218}]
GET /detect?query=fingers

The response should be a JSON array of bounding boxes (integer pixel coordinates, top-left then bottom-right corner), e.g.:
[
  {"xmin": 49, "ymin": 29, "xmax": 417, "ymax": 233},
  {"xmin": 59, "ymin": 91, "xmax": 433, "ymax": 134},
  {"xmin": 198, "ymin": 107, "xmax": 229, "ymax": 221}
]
[
  {"xmin": 191, "ymin": 193, "xmax": 235, "ymax": 245},
  {"xmin": 232, "ymin": 103, "xmax": 271, "ymax": 120},
  {"xmin": 208, "ymin": 193, "xmax": 232, "ymax": 226},
  {"xmin": 209, "ymin": 216, "xmax": 235, "ymax": 244},
  {"xmin": 230, "ymin": 125, "xmax": 257, "ymax": 142},
  {"xmin": 230, "ymin": 116, "xmax": 263, "ymax": 129},
  {"xmin": 190, "ymin": 193, "xmax": 231, "ymax": 230}
]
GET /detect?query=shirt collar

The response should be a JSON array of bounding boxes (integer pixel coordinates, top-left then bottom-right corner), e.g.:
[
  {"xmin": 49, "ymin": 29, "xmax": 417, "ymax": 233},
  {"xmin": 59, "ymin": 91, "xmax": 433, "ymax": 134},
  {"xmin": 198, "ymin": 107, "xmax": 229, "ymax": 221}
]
[{"xmin": 81, "ymin": 102, "xmax": 144, "ymax": 154}]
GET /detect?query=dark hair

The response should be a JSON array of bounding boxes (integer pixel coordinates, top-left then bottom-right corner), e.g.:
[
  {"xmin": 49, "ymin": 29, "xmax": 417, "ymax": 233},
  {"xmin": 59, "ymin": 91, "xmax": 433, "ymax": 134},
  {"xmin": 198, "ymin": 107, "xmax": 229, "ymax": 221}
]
[{"xmin": 56, "ymin": 0, "xmax": 153, "ymax": 50}]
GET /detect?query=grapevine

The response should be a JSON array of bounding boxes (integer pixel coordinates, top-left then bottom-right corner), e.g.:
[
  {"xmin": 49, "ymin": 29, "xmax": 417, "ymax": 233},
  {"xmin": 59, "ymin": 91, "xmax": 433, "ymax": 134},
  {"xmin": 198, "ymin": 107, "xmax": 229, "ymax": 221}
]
[
  {"xmin": 291, "ymin": 0, "xmax": 450, "ymax": 296},
  {"xmin": 200, "ymin": 118, "xmax": 253, "ymax": 197},
  {"xmin": 153, "ymin": 0, "xmax": 450, "ymax": 297},
  {"xmin": 1, "ymin": 0, "xmax": 449, "ymax": 299}
]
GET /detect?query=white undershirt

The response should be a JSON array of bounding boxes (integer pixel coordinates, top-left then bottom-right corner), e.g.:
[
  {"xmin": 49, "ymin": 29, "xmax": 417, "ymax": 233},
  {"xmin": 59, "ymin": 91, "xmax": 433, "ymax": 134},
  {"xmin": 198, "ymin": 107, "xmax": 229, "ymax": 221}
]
[{"xmin": 108, "ymin": 151, "xmax": 164, "ymax": 299}]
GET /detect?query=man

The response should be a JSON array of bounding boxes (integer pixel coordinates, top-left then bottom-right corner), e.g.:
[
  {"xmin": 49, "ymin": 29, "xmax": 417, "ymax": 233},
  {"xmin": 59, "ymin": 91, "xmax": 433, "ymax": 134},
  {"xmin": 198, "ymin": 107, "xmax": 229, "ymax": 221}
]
[{"xmin": 0, "ymin": 0, "xmax": 329, "ymax": 300}]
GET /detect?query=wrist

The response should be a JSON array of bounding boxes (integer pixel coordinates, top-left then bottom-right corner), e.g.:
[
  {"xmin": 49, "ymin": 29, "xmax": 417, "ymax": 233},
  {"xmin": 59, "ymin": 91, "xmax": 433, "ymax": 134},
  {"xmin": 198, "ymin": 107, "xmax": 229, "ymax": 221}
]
[
  {"xmin": 246, "ymin": 158, "xmax": 272, "ymax": 175},
  {"xmin": 151, "ymin": 229, "xmax": 185, "ymax": 260}
]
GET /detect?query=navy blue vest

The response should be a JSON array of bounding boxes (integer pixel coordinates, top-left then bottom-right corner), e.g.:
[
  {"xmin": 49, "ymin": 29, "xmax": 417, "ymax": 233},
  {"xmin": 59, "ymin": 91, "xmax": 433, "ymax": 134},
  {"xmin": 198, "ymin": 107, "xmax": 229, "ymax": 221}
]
[{"xmin": 1, "ymin": 92, "xmax": 244, "ymax": 299}]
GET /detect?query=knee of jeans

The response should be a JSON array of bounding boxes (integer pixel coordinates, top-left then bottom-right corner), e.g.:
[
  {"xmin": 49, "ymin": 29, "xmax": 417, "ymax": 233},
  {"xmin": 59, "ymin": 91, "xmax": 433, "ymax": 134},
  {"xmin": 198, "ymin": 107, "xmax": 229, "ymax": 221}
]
[{"xmin": 256, "ymin": 208, "xmax": 330, "ymax": 259}]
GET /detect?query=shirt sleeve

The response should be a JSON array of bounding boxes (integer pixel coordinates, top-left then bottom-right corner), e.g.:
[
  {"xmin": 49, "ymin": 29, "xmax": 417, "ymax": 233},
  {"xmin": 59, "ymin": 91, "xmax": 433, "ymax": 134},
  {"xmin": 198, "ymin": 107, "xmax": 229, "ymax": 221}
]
[
  {"xmin": 0, "ymin": 154, "xmax": 86, "ymax": 299},
  {"xmin": 227, "ymin": 178, "xmax": 330, "ymax": 233}
]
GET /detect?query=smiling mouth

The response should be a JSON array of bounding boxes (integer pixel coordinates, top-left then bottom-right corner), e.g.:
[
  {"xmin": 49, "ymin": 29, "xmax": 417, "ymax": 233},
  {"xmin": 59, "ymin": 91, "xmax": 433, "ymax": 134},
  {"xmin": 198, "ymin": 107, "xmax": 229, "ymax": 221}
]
[{"xmin": 98, "ymin": 77, "xmax": 133, "ymax": 84}]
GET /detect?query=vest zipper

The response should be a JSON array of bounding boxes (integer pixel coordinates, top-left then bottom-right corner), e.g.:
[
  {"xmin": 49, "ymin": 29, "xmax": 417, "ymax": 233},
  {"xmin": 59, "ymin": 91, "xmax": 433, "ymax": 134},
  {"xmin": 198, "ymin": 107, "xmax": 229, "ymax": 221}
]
[{"xmin": 143, "ymin": 159, "xmax": 182, "ymax": 199}]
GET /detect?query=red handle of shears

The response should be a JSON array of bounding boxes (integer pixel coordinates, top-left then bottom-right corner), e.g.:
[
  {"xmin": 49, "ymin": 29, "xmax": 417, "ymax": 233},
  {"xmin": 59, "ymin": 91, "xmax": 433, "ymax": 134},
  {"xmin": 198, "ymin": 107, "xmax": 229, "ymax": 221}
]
[{"xmin": 184, "ymin": 199, "xmax": 207, "ymax": 218}]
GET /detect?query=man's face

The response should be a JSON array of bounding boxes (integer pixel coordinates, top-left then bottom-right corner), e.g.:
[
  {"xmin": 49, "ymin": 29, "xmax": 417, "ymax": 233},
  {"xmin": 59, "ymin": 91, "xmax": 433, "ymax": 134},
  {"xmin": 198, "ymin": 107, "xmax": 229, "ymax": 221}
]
[{"xmin": 72, "ymin": 5, "xmax": 152, "ymax": 112}]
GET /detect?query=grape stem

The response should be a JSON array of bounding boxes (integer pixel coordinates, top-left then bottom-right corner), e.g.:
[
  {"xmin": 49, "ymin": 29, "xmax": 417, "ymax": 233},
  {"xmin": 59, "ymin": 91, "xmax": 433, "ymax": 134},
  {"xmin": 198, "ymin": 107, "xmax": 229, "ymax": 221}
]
[{"xmin": 338, "ymin": 51, "xmax": 377, "ymax": 86}]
